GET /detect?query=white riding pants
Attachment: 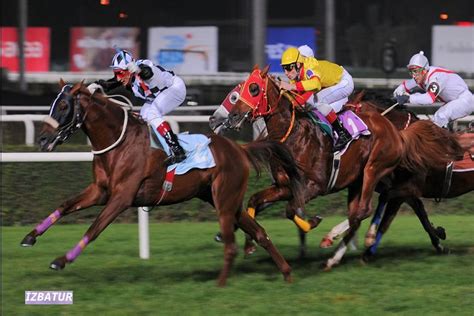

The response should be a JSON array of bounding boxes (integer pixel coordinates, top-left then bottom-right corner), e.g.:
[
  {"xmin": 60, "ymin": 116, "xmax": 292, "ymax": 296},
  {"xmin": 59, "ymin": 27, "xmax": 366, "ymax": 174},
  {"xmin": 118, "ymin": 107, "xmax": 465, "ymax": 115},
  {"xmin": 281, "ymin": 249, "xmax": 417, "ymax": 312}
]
[
  {"xmin": 140, "ymin": 76, "xmax": 186, "ymax": 129},
  {"xmin": 307, "ymin": 69, "xmax": 354, "ymax": 115},
  {"xmin": 433, "ymin": 90, "xmax": 474, "ymax": 128}
]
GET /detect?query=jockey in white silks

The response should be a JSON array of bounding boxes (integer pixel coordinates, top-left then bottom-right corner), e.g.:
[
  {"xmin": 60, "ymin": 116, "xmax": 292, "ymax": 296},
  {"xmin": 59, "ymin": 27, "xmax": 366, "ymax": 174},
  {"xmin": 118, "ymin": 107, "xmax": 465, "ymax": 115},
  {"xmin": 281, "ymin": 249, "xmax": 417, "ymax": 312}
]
[
  {"xmin": 393, "ymin": 51, "xmax": 474, "ymax": 128},
  {"xmin": 109, "ymin": 50, "xmax": 187, "ymax": 165}
]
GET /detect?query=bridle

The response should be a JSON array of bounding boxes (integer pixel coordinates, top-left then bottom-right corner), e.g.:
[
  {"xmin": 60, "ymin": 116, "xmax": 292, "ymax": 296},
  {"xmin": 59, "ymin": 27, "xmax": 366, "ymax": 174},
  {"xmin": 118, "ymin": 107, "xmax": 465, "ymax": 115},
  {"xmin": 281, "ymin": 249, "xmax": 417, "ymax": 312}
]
[
  {"xmin": 43, "ymin": 94, "xmax": 84, "ymax": 149},
  {"xmin": 44, "ymin": 87, "xmax": 130, "ymax": 155},
  {"xmin": 235, "ymin": 69, "xmax": 296, "ymax": 142}
]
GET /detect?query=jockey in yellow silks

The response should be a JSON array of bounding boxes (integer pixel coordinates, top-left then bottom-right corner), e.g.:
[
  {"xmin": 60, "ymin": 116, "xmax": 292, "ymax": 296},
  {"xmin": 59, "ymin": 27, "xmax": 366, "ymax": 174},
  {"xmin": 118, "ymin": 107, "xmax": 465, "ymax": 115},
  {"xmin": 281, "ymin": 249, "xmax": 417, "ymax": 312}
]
[{"xmin": 279, "ymin": 46, "xmax": 354, "ymax": 151}]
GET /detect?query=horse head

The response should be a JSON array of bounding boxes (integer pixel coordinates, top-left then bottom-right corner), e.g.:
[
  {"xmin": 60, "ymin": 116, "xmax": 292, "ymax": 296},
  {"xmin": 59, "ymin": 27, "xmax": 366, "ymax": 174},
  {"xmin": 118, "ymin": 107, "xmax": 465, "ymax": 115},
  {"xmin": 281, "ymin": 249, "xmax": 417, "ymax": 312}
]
[
  {"xmin": 216, "ymin": 65, "xmax": 278, "ymax": 131},
  {"xmin": 209, "ymin": 82, "xmax": 243, "ymax": 134},
  {"xmin": 39, "ymin": 81, "xmax": 86, "ymax": 151}
]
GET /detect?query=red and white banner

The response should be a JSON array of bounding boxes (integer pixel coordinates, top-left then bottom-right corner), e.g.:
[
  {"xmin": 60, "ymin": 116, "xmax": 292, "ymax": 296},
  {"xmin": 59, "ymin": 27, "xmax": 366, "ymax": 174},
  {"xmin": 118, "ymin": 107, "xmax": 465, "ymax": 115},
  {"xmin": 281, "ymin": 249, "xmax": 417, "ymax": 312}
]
[
  {"xmin": 0, "ymin": 27, "xmax": 50, "ymax": 72},
  {"xmin": 70, "ymin": 27, "xmax": 140, "ymax": 72}
]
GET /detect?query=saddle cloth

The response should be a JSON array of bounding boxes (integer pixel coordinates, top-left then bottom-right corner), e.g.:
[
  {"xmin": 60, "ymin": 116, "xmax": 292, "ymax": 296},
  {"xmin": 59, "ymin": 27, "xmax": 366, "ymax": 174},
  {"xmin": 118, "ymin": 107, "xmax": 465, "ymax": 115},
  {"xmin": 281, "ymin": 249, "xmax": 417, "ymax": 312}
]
[
  {"xmin": 150, "ymin": 128, "xmax": 216, "ymax": 175},
  {"xmin": 312, "ymin": 109, "xmax": 371, "ymax": 142},
  {"xmin": 453, "ymin": 152, "xmax": 474, "ymax": 172}
]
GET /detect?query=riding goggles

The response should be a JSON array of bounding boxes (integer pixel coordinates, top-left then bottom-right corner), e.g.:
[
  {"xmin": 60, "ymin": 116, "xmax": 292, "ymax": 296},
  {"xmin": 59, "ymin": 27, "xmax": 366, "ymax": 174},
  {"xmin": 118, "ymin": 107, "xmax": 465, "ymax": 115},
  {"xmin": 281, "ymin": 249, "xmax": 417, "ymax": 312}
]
[{"xmin": 282, "ymin": 63, "xmax": 297, "ymax": 72}]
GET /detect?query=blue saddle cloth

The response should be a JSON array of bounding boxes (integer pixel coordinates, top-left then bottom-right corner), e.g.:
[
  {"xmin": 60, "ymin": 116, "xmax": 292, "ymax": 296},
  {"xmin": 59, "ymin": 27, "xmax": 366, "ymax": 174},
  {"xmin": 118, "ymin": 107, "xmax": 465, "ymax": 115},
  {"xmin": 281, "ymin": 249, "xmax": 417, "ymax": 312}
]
[{"xmin": 150, "ymin": 128, "xmax": 216, "ymax": 175}]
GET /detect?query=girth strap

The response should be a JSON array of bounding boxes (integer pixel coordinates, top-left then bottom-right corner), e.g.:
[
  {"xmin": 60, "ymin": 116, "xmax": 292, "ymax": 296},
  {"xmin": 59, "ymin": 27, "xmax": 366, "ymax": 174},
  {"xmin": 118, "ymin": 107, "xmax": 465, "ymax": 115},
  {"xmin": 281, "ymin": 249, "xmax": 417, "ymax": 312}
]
[
  {"xmin": 327, "ymin": 151, "xmax": 343, "ymax": 191},
  {"xmin": 436, "ymin": 161, "xmax": 454, "ymax": 202}
]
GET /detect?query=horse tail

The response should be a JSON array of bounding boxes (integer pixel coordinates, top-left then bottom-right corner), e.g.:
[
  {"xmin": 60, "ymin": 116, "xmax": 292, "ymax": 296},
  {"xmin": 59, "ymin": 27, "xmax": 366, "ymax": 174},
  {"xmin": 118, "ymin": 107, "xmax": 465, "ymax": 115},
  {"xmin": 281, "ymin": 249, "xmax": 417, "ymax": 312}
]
[
  {"xmin": 242, "ymin": 140, "xmax": 304, "ymax": 206},
  {"xmin": 399, "ymin": 120, "xmax": 465, "ymax": 173}
]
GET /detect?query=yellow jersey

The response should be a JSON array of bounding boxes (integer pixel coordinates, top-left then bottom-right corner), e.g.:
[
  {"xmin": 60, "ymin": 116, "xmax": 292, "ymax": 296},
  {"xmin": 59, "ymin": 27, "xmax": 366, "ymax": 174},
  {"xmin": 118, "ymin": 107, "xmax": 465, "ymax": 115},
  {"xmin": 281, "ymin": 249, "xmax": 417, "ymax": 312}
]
[{"xmin": 293, "ymin": 57, "xmax": 344, "ymax": 92}]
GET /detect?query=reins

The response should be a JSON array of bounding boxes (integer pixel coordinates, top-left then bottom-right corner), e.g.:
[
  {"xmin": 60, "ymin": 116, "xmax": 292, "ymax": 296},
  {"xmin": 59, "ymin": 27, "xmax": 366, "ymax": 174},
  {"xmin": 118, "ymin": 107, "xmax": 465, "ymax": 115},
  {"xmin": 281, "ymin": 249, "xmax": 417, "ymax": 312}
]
[
  {"xmin": 266, "ymin": 77, "xmax": 296, "ymax": 143},
  {"xmin": 90, "ymin": 106, "xmax": 129, "ymax": 155}
]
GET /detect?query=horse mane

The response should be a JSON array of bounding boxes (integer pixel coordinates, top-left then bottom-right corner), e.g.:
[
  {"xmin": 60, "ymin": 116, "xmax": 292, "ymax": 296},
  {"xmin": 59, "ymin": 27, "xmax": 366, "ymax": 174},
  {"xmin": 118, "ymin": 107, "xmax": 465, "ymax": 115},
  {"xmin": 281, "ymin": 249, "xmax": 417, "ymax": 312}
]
[
  {"xmin": 349, "ymin": 90, "xmax": 420, "ymax": 120},
  {"xmin": 74, "ymin": 83, "xmax": 145, "ymax": 125},
  {"xmin": 400, "ymin": 120, "xmax": 465, "ymax": 172}
]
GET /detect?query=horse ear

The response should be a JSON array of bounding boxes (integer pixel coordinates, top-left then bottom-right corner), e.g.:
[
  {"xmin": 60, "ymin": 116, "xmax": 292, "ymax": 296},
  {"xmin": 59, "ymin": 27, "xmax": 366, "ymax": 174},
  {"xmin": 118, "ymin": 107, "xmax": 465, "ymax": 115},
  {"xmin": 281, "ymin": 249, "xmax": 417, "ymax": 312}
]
[
  {"xmin": 252, "ymin": 64, "xmax": 260, "ymax": 71},
  {"xmin": 261, "ymin": 65, "xmax": 270, "ymax": 77},
  {"xmin": 59, "ymin": 78, "xmax": 66, "ymax": 88}
]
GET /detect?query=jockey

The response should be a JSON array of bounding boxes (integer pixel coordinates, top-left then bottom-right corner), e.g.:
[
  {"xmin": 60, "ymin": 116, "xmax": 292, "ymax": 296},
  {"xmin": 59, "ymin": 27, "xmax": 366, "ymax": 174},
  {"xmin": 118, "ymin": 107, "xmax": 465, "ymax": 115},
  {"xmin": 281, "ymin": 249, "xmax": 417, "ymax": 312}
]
[
  {"xmin": 393, "ymin": 51, "xmax": 474, "ymax": 128},
  {"xmin": 279, "ymin": 46, "xmax": 354, "ymax": 151},
  {"xmin": 111, "ymin": 50, "xmax": 187, "ymax": 165},
  {"xmin": 87, "ymin": 50, "xmax": 143, "ymax": 105}
]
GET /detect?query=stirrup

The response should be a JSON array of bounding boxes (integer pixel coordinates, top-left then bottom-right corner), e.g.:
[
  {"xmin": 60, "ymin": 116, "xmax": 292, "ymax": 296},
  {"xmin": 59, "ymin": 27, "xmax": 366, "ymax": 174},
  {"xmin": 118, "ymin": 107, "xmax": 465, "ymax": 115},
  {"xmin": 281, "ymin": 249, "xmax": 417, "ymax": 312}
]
[{"xmin": 164, "ymin": 153, "xmax": 186, "ymax": 166}]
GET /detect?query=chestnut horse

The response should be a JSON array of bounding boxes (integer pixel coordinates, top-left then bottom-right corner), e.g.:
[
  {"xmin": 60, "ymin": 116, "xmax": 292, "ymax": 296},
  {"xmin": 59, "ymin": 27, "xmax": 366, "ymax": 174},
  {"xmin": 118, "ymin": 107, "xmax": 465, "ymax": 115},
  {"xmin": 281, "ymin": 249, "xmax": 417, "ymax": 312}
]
[
  {"xmin": 20, "ymin": 81, "xmax": 305, "ymax": 286},
  {"xmin": 345, "ymin": 92, "xmax": 473, "ymax": 261},
  {"xmin": 210, "ymin": 66, "xmax": 458, "ymax": 269}
]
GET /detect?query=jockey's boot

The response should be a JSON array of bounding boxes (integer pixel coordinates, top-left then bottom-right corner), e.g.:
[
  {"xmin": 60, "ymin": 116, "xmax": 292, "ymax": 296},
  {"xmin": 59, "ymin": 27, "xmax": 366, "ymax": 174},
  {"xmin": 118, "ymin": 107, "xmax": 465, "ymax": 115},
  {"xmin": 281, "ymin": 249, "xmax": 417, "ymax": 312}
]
[
  {"xmin": 157, "ymin": 121, "xmax": 186, "ymax": 166},
  {"xmin": 326, "ymin": 111, "xmax": 352, "ymax": 152}
]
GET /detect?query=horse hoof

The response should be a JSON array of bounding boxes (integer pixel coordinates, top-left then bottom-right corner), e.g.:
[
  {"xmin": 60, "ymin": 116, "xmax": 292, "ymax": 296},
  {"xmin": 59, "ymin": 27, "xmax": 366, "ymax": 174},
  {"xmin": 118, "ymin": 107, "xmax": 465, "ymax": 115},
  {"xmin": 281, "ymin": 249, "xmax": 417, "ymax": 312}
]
[
  {"xmin": 214, "ymin": 232, "xmax": 223, "ymax": 243},
  {"xmin": 364, "ymin": 235, "xmax": 376, "ymax": 247},
  {"xmin": 309, "ymin": 216, "xmax": 323, "ymax": 229},
  {"xmin": 323, "ymin": 264, "xmax": 332, "ymax": 272},
  {"xmin": 361, "ymin": 253, "xmax": 372, "ymax": 264},
  {"xmin": 49, "ymin": 258, "xmax": 66, "ymax": 271},
  {"xmin": 320, "ymin": 236, "xmax": 333, "ymax": 248},
  {"xmin": 436, "ymin": 226, "xmax": 446, "ymax": 240},
  {"xmin": 20, "ymin": 234, "xmax": 37, "ymax": 247},
  {"xmin": 244, "ymin": 245, "xmax": 257, "ymax": 257},
  {"xmin": 284, "ymin": 274, "xmax": 293, "ymax": 283}
]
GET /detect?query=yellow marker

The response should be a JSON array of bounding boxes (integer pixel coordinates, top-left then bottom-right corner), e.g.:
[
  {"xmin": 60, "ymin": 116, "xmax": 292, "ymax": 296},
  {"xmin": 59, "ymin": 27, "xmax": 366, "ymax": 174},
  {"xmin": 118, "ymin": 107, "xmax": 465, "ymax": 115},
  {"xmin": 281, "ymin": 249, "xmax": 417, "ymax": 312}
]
[
  {"xmin": 247, "ymin": 207, "xmax": 256, "ymax": 219},
  {"xmin": 293, "ymin": 215, "xmax": 311, "ymax": 233}
]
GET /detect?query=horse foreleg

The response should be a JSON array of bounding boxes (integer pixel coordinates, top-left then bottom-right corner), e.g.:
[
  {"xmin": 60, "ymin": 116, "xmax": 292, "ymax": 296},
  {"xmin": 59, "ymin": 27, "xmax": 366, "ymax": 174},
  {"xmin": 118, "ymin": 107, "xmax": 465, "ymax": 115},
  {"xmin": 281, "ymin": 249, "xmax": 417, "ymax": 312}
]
[
  {"xmin": 364, "ymin": 193, "xmax": 389, "ymax": 247},
  {"xmin": 406, "ymin": 197, "xmax": 447, "ymax": 253},
  {"xmin": 362, "ymin": 198, "xmax": 403, "ymax": 262},
  {"xmin": 320, "ymin": 219, "xmax": 350, "ymax": 248},
  {"xmin": 21, "ymin": 183, "xmax": 106, "ymax": 247},
  {"xmin": 285, "ymin": 203, "xmax": 322, "ymax": 258},
  {"xmin": 238, "ymin": 211, "xmax": 292, "ymax": 283},
  {"xmin": 216, "ymin": 213, "xmax": 238, "ymax": 287},
  {"xmin": 243, "ymin": 186, "xmax": 292, "ymax": 256},
  {"xmin": 49, "ymin": 194, "xmax": 132, "ymax": 271}
]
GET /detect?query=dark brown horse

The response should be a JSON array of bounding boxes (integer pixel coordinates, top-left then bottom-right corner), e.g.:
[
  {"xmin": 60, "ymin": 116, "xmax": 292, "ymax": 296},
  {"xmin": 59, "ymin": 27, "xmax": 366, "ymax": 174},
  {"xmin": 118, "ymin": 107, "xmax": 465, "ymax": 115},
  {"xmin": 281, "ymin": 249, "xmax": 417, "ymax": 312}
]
[
  {"xmin": 20, "ymin": 81, "xmax": 305, "ymax": 286},
  {"xmin": 344, "ymin": 92, "xmax": 473, "ymax": 260},
  {"xmin": 210, "ymin": 66, "xmax": 457, "ymax": 269}
]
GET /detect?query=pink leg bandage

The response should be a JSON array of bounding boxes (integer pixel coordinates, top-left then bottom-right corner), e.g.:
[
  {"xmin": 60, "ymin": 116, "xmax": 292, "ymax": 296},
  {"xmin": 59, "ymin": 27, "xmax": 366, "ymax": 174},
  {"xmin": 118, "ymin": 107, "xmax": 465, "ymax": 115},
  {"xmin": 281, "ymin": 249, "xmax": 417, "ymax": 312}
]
[
  {"xmin": 35, "ymin": 210, "xmax": 61, "ymax": 235},
  {"xmin": 66, "ymin": 236, "xmax": 90, "ymax": 262}
]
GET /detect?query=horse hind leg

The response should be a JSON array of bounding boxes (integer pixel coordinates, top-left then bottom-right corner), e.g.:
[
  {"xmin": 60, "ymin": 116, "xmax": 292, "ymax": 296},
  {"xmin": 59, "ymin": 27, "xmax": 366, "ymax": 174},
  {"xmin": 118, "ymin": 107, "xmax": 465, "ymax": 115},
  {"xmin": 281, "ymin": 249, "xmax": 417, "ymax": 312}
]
[
  {"xmin": 238, "ymin": 211, "xmax": 292, "ymax": 283},
  {"xmin": 21, "ymin": 183, "xmax": 106, "ymax": 247},
  {"xmin": 216, "ymin": 212, "xmax": 238, "ymax": 287},
  {"xmin": 406, "ymin": 197, "xmax": 447, "ymax": 254}
]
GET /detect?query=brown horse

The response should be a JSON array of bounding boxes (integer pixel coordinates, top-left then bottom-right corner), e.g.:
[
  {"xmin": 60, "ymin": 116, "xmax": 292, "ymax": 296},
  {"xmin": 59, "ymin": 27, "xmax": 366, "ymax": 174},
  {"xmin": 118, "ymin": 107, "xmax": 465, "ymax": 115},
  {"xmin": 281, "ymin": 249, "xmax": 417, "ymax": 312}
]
[
  {"xmin": 210, "ymin": 66, "xmax": 457, "ymax": 269},
  {"xmin": 343, "ymin": 92, "xmax": 473, "ymax": 260},
  {"xmin": 20, "ymin": 81, "xmax": 305, "ymax": 286}
]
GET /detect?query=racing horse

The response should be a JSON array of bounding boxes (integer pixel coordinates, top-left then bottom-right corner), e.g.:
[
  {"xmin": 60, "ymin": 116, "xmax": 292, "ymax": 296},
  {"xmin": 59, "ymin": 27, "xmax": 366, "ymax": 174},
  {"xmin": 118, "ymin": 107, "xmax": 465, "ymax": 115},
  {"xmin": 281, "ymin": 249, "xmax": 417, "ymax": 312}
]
[
  {"xmin": 343, "ymin": 92, "xmax": 473, "ymax": 261},
  {"xmin": 209, "ymin": 66, "xmax": 458, "ymax": 267},
  {"xmin": 20, "ymin": 81, "xmax": 305, "ymax": 286}
]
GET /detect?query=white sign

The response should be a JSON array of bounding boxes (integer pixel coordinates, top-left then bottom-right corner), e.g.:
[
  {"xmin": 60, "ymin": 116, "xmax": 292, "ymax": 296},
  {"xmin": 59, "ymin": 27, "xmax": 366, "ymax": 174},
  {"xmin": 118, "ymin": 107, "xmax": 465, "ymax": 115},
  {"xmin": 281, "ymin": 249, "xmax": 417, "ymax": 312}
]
[
  {"xmin": 432, "ymin": 25, "xmax": 474, "ymax": 73},
  {"xmin": 147, "ymin": 27, "xmax": 218, "ymax": 74}
]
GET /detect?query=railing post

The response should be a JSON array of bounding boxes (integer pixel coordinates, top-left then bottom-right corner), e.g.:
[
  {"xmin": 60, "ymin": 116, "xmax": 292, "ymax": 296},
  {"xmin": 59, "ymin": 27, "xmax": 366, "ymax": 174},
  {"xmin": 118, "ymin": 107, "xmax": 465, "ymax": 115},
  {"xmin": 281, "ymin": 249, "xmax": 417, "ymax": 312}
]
[{"xmin": 138, "ymin": 207, "xmax": 150, "ymax": 259}]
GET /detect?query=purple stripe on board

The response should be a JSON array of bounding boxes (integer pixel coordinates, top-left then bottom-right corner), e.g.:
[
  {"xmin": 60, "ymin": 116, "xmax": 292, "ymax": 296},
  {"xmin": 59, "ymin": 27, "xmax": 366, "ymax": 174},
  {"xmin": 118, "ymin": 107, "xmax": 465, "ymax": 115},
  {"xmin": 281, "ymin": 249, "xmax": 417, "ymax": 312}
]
[
  {"xmin": 66, "ymin": 236, "xmax": 90, "ymax": 262},
  {"xmin": 35, "ymin": 210, "xmax": 61, "ymax": 234}
]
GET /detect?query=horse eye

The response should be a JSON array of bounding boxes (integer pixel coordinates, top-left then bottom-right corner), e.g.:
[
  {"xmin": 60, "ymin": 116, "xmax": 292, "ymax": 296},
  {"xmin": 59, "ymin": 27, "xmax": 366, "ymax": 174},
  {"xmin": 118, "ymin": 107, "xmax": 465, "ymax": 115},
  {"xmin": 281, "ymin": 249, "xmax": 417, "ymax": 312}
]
[
  {"xmin": 249, "ymin": 83, "xmax": 260, "ymax": 97},
  {"xmin": 229, "ymin": 91, "xmax": 240, "ymax": 104}
]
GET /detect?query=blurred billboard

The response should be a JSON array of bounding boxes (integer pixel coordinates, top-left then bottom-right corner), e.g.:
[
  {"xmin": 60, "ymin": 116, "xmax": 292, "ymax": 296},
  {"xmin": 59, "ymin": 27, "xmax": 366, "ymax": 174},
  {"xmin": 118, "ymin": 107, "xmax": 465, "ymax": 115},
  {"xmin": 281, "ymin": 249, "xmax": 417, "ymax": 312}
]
[
  {"xmin": 0, "ymin": 27, "xmax": 50, "ymax": 72},
  {"xmin": 432, "ymin": 25, "xmax": 474, "ymax": 73},
  {"xmin": 147, "ymin": 27, "xmax": 218, "ymax": 74},
  {"xmin": 69, "ymin": 27, "xmax": 140, "ymax": 72},
  {"xmin": 266, "ymin": 27, "xmax": 316, "ymax": 72}
]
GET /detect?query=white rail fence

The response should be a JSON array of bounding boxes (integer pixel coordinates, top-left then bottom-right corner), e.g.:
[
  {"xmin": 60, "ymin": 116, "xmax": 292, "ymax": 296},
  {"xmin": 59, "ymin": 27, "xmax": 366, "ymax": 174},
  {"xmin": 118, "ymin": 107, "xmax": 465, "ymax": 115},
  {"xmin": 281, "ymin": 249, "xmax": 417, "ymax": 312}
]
[
  {"xmin": 2, "ymin": 105, "xmax": 473, "ymax": 146},
  {"xmin": 1, "ymin": 112, "xmax": 214, "ymax": 146},
  {"xmin": 1, "ymin": 152, "xmax": 151, "ymax": 260}
]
